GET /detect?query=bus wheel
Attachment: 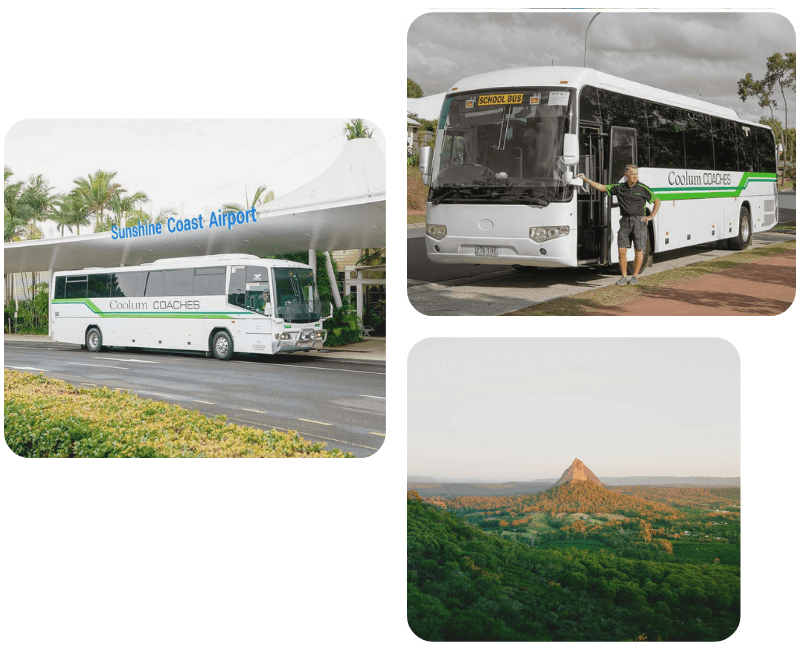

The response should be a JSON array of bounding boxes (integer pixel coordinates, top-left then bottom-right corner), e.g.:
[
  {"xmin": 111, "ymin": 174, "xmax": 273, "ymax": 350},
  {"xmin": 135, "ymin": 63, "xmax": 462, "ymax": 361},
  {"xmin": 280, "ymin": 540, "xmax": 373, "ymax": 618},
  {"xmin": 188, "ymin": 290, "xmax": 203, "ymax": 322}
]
[
  {"xmin": 86, "ymin": 327, "xmax": 103, "ymax": 353},
  {"xmin": 731, "ymin": 206, "xmax": 752, "ymax": 250},
  {"xmin": 211, "ymin": 331, "xmax": 233, "ymax": 361}
]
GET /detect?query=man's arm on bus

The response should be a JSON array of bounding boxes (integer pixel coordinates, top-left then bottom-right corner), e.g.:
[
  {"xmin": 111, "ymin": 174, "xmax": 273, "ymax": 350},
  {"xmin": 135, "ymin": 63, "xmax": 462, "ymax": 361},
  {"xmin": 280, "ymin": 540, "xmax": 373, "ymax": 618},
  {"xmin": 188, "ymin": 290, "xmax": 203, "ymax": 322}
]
[{"xmin": 577, "ymin": 174, "xmax": 608, "ymax": 193}]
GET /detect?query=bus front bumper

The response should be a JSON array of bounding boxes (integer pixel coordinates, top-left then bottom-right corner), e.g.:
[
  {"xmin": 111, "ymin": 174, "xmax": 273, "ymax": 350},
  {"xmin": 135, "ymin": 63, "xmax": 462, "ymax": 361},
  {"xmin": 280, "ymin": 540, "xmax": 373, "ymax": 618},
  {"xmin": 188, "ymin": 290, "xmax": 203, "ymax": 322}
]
[
  {"xmin": 424, "ymin": 201, "xmax": 579, "ymax": 268},
  {"xmin": 425, "ymin": 232, "xmax": 578, "ymax": 268},
  {"xmin": 273, "ymin": 329, "xmax": 327, "ymax": 353}
]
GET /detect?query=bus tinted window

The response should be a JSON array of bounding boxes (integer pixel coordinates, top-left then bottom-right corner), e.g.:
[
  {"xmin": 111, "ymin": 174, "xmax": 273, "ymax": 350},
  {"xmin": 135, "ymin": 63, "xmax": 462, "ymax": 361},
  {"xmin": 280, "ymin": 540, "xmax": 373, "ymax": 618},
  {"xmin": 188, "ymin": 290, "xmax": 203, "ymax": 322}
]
[
  {"xmin": 579, "ymin": 86, "xmax": 602, "ymax": 124},
  {"xmin": 164, "ymin": 269, "xmax": 193, "ymax": 296},
  {"xmin": 756, "ymin": 127, "xmax": 777, "ymax": 173},
  {"xmin": 649, "ymin": 103, "xmax": 685, "ymax": 168},
  {"xmin": 712, "ymin": 118, "xmax": 738, "ymax": 172},
  {"xmin": 193, "ymin": 266, "xmax": 226, "ymax": 295},
  {"xmin": 110, "ymin": 272, "xmax": 145, "ymax": 298},
  {"xmin": 65, "ymin": 276, "xmax": 88, "ymax": 299},
  {"xmin": 738, "ymin": 125, "xmax": 757, "ymax": 172},
  {"xmin": 87, "ymin": 273, "xmax": 111, "ymax": 298},
  {"xmin": 685, "ymin": 112, "xmax": 714, "ymax": 170},
  {"xmin": 144, "ymin": 270, "xmax": 164, "ymax": 297},
  {"xmin": 54, "ymin": 276, "xmax": 66, "ymax": 300},
  {"xmin": 228, "ymin": 265, "xmax": 246, "ymax": 307}
]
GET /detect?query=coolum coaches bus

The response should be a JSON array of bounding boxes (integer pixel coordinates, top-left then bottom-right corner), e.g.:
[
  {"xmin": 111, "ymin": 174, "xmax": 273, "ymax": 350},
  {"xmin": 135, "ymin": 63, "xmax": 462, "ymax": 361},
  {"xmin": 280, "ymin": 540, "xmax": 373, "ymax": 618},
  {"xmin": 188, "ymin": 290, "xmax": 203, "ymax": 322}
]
[
  {"xmin": 50, "ymin": 254, "xmax": 329, "ymax": 360},
  {"xmin": 423, "ymin": 66, "xmax": 778, "ymax": 267}
]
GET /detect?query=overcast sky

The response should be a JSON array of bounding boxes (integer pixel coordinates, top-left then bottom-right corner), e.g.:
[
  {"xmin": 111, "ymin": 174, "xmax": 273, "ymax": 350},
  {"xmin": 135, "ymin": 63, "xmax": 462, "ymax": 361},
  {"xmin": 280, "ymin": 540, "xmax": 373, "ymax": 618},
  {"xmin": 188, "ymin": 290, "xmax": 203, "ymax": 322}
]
[
  {"xmin": 4, "ymin": 119, "xmax": 384, "ymax": 238},
  {"xmin": 408, "ymin": 339, "xmax": 740, "ymax": 482},
  {"xmin": 408, "ymin": 11, "xmax": 795, "ymax": 125}
]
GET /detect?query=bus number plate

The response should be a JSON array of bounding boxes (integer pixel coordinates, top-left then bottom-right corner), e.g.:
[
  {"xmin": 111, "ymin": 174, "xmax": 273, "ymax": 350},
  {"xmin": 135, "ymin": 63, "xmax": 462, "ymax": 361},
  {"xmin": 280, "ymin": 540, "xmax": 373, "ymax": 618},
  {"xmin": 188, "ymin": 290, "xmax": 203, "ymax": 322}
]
[{"xmin": 475, "ymin": 246, "xmax": 499, "ymax": 257}]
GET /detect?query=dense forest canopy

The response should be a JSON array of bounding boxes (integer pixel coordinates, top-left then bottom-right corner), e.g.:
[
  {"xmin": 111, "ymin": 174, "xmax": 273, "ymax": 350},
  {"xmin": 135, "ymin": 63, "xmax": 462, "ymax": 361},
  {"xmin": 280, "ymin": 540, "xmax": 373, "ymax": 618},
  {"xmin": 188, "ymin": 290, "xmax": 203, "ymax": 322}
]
[{"xmin": 408, "ymin": 482, "xmax": 740, "ymax": 641}]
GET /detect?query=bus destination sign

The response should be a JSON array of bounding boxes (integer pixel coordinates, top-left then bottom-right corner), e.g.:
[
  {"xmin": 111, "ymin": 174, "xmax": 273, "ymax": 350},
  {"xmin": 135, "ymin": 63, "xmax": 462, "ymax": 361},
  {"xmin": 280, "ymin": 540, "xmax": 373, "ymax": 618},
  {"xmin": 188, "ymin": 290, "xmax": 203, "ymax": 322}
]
[{"xmin": 477, "ymin": 93, "xmax": 523, "ymax": 107}]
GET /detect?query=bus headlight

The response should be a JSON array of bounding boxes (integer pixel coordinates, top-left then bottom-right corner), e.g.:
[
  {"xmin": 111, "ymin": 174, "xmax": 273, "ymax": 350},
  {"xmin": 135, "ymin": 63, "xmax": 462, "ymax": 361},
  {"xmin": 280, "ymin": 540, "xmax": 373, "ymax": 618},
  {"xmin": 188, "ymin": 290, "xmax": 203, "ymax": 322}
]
[
  {"xmin": 529, "ymin": 226, "xmax": 570, "ymax": 243},
  {"xmin": 426, "ymin": 224, "xmax": 447, "ymax": 240},
  {"xmin": 315, "ymin": 331, "xmax": 325, "ymax": 339}
]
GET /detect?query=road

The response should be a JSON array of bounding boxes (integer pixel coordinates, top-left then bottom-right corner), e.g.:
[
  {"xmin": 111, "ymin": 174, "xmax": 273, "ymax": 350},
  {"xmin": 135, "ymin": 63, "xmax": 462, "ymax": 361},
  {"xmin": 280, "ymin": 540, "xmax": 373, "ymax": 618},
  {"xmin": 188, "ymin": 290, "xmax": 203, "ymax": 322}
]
[
  {"xmin": 4, "ymin": 341, "xmax": 386, "ymax": 458},
  {"xmin": 407, "ymin": 191, "xmax": 796, "ymax": 316}
]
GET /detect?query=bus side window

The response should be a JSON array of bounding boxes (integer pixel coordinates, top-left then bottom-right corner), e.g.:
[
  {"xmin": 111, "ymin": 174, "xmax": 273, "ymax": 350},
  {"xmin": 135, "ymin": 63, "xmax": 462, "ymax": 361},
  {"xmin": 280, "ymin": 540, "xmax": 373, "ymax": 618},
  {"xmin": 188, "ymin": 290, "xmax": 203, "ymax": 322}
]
[
  {"xmin": 65, "ymin": 275, "xmax": 88, "ymax": 299},
  {"xmin": 54, "ymin": 276, "xmax": 66, "ymax": 300},
  {"xmin": 227, "ymin": 265, "xmax": 245, "ymax": 307}
]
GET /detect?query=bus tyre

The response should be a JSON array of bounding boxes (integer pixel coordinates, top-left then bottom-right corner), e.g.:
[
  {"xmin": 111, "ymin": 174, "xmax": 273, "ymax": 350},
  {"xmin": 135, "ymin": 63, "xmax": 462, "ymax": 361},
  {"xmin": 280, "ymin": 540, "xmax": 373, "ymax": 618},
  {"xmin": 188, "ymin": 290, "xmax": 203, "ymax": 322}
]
[
  {"xmin": 732, "ymin": 207, "xmax": 752, "ymax": 250},
  {"xmin": 211, "ymin": 331, "xmax": 233, "ymax": 361},
  {"xmin": 86, "ymin": 327, "xmax": 103, "ymax": 353}
]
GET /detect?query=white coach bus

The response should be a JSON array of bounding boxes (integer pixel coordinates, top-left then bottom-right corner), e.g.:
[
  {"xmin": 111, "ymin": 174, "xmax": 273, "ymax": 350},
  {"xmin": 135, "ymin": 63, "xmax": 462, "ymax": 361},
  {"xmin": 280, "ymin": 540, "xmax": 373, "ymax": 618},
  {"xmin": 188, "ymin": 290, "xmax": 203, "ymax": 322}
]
[
  {"xmin": 423, "ymin": 66, "xmax": 778, "ymax": 267},
  {"xmin": 50, "ymin": 254, "xmax": 329, "ymax": 360}
]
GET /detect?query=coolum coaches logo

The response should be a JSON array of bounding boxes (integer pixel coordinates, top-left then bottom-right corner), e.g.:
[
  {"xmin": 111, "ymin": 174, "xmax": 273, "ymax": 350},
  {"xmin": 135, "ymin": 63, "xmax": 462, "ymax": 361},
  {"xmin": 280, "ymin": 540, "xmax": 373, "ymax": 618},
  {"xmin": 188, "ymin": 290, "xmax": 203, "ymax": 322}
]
[
  {"xmin": 668, "ymin": 171, "xmax": 733, "ymax": 186},
  {"xmin": 111, "ymin": 207, "xmax": 258, "ymax": 240}
]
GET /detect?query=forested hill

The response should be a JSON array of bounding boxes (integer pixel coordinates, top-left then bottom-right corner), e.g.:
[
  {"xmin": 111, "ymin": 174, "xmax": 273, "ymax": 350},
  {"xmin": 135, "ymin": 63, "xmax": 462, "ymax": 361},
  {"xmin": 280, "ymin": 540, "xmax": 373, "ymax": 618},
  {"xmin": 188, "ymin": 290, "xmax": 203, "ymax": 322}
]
[
  {"xmin": 439, "ymin": 480, "xmax": 679, "ymax": 518},
  {"xmin": 532, "ymin": 481, "xmax": 679, "ymax": 517},
  {"xmin": 407, "ymin": 496, "xmax": 740, "ymax": 642}
]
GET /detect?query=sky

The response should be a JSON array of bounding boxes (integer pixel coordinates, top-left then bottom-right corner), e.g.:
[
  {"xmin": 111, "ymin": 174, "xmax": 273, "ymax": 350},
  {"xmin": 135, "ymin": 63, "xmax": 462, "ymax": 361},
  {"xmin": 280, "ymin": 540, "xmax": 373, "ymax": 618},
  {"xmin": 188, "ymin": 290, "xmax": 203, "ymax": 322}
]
[
  {"xmin": 4, "ymin": 119, "xmax": 384, "ymax": 239},
  {"xmin": 408, "ymin": 338, "xmax": 740, "ymax": 482},
  {"xmin": 407, "ymin": 11, "xmax": 796, "ymax": 126}
]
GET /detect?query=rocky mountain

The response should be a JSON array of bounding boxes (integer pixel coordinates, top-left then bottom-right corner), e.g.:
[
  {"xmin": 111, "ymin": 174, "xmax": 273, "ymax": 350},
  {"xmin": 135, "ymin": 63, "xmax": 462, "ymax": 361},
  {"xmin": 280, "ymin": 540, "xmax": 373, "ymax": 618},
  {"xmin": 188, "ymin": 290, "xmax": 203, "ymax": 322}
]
[{"xmin": 552, "ymin": 458, "xmax": 602, "ymax": 487}]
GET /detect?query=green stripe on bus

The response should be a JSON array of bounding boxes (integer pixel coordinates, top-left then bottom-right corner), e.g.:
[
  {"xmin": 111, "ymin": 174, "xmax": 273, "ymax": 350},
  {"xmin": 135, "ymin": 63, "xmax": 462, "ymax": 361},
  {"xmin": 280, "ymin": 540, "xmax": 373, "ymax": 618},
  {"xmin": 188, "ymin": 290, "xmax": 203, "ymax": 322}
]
[
  {"xmin": 52, "ymin": 299, "xmax": 243, "ymax": 319},
  {"xmin": 650, "ymin": 172, "xmax": 776, "ymax": 201}
]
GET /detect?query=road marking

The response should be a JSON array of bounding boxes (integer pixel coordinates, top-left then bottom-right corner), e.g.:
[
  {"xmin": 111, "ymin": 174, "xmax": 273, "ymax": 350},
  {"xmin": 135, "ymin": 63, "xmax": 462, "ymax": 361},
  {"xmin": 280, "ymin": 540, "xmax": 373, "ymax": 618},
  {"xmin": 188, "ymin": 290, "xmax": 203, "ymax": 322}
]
[
  {"xmin": 360, "ymin": 395, "xmax": 386, "ymax": 400},
  {"xmin": 150, "ymin": 392, "xmax": 174, "ymax": 399},
  {"xmin": 368, "ymin": 432, "xmax": 386, "ymax": 437},
  {"xmin": 267, "ymin": 363, "xmax": 385, "ymax": 376},
  {"xmin": 243, "ymin": 408, "xmax": 267, "ymax": 414},
  {"xmin": 298, "ymin": 418, "xmax": 332, "ymax": 426},
  {"xmin": 102, "ymin": 357, "xmax": 160, "ymax": 364},
  {"xmin": 194, "ymin": 399, "xmax": 215, "ymax": 405},
  {"xmin": 68, "ymin": 362, "xmax": 129, "ymax": 370},
  {"xmin": 5, "ymin": 365, "xmax": 49, "ymax": 372},
  {"xmin": 224, "ymin": 417, "xmax": 381, "ymax": 453},
  {"xmin": 80, "ymin": 382, "xmax": 97, "ymax": 388}
]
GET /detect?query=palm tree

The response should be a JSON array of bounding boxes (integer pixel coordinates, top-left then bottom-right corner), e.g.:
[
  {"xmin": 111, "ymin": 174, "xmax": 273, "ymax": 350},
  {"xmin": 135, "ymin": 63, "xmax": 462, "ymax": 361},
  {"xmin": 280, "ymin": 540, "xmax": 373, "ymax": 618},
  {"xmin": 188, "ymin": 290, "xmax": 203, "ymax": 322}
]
[
  {"xmin": 72, "ymin": 170, "xmax": 125, "ymax": 230},
  {"xmin": 108, "ymin": 190, "xmax": 150, "ymax": 227},
  {"xmin": 222, "ymin": 184, "xmax": 275, "ymax": 213},
  {"xmin": 53, "ymin": 189, "xmax": 92, "ymax": 236},
  {"xmin": 4, "ymin": 169, "xmax": 56, "ymax": 310},
  {"xmin": 343, "ymin": 118, "xmax": 373, "ymax": 140},
  {"xmin": 125, "ymin": 205, "xmax": 177, "ymax": 227}
]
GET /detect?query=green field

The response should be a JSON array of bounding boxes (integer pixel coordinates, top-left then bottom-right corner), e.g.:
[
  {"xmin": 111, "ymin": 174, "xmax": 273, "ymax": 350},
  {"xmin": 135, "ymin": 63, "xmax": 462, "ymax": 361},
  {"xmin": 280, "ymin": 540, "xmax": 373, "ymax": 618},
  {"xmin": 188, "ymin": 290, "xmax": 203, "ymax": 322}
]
[
  {"xmin": 671, "ymin": 540, "xmax": 740, "ymax": 565},
  {"xmin": 537, "ymin": 538, "xmax": 610, "ymax": 552}
]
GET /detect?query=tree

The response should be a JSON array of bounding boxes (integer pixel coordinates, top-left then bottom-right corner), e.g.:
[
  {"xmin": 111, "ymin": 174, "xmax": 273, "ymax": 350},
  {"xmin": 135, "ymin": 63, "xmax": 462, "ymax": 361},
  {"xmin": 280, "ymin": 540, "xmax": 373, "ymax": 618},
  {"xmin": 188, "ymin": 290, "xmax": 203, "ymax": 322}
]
[
  {"xmin": 343, "ymin": 118, "xmax": 373, "ymax": 140},
  {"xmin": 222, "ymin": 184, "xmax": 275, "ymax": 213},
  {"xmin": 108, "ymin": 190, "xmax": 150, "ymax": 227},
  {"xmin": 738, "ymin": 53, "xmax": 796, "ymax": 184},
  {"xmin": 53, "ymin": 189, "xmax": 92, "ymax": 236},
  {"xmin": 408, "ymin": 77, "xmax": 423, "ymax": 98},
  {"xmin": 72, "ymin": 170, "xmax": 125, "ymax": 230}
]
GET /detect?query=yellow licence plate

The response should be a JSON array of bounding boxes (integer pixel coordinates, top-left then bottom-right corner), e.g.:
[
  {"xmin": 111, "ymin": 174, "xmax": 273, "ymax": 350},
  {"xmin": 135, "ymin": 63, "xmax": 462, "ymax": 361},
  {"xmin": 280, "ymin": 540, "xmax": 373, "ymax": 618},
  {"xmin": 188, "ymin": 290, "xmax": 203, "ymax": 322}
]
[{"xmin": 477, "ymin": 93, "xmax": 523, "ymax": 107}]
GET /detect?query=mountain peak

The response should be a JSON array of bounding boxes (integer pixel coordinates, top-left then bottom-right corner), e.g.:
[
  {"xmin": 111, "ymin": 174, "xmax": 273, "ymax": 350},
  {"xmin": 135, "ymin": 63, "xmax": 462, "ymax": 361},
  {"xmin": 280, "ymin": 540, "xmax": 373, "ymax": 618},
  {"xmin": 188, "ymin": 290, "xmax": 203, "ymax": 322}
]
[{"xmin": 553, "ymin": 458, "xmax": 602, "ymax": 487}]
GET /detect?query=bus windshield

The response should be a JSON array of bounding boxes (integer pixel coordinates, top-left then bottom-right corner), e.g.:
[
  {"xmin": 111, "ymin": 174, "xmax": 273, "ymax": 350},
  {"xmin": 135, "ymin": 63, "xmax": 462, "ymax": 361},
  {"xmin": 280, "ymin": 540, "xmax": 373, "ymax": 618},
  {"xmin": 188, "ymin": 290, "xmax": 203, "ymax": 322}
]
[
  {"xmin": 433, "ymin": 88, "xmax": 576, "ymax": 204},
  {"xmin": 273, "ymin": 267, "xmax": 324, "ymax": 323}
]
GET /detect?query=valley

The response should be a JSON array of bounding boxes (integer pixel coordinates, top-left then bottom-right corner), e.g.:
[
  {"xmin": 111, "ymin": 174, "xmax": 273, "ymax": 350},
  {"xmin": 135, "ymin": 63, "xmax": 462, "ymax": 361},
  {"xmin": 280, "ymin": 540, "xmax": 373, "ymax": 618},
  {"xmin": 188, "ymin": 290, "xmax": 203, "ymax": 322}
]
[{"xmin": 407, "ymin": 459, "xmax": 740, "ymax": 641}]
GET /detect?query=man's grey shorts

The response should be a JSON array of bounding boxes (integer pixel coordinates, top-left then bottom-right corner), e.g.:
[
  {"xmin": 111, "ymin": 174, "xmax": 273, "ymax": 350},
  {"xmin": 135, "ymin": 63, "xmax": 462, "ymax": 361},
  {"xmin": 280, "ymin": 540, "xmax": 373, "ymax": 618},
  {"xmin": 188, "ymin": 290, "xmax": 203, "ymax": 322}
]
[{"xmin": 618, "ymin": 215, "xmax": 647, "ymax": 250}]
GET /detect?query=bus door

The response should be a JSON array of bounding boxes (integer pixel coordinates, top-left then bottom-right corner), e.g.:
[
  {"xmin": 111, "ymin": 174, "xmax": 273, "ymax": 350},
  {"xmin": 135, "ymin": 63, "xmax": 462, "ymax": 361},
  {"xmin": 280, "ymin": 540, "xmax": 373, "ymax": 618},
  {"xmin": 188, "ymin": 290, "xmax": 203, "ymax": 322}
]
[
  {"xmin": 578, "ymin": 126, "xmax": 606, "ymax": 262},
  {"xmin": 606, "ymin": 127, "xmax": 638, "ymax": 265}
]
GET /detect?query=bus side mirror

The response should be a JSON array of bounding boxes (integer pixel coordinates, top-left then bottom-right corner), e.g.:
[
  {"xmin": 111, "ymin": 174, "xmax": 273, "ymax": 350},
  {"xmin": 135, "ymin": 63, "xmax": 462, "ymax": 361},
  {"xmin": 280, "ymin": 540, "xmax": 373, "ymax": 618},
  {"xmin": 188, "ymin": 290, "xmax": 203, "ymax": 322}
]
[
  {"xmin": 562, "ymin": 134, "xmax": 579, "ymax": 166},
  {"xmin": 420, "ymin": 146, "xmax": 433, "ymax": 186}
]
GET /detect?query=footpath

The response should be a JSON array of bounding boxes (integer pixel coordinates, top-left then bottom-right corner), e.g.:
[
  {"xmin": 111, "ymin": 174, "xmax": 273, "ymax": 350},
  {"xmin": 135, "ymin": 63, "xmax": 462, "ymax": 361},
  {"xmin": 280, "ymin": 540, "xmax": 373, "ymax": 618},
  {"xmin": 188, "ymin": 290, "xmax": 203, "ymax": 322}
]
[{"xmin": 586, "ymin": 251, "xmax": 795, "ymax": 316}]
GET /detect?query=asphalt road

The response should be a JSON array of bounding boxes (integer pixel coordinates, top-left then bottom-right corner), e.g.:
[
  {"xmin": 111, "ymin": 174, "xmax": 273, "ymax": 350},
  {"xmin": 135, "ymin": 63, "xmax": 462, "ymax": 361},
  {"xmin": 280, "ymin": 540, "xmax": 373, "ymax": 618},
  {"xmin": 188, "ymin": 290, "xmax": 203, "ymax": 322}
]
[{"xmin": 4, "ymin": 341, "xmax": 386, "ymax": 458}]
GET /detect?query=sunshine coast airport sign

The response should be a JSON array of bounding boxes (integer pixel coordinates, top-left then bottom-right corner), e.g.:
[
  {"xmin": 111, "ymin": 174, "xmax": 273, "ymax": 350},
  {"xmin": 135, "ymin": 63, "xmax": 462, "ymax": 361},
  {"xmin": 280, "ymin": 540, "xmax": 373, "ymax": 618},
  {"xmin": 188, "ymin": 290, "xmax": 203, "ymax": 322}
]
[{"xmin": 111, "ymin": 208, "xmax": 258, "ymax": 241}]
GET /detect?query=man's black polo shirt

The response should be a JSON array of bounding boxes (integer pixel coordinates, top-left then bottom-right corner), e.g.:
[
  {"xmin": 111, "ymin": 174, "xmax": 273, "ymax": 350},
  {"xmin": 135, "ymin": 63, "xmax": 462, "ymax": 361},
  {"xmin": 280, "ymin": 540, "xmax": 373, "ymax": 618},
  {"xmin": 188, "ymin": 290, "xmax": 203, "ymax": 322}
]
[{"xmin": 606, "ymin": 180, "xmax": 656, "ymax": 217}]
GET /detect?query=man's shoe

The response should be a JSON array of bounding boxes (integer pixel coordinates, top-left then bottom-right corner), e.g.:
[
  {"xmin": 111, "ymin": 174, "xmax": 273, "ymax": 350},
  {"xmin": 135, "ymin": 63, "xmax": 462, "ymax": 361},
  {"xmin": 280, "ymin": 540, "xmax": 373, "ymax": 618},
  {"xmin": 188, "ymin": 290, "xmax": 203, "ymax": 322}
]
[
  {"xmin": 616, "ymin": 276, "xmax": 629, "ymax": 286},
  {"xmin": 629, "ymin": 276, "xmax": 639, "ymax": 285}
]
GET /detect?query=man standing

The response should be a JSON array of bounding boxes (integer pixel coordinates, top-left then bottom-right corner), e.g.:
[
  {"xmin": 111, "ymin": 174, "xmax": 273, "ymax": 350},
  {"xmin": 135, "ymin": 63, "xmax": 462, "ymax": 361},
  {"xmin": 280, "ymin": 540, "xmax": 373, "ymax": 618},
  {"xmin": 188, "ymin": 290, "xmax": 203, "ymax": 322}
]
[{"xmin": 577, "ymin": 165, "xmax": 660, "ymax": 285}]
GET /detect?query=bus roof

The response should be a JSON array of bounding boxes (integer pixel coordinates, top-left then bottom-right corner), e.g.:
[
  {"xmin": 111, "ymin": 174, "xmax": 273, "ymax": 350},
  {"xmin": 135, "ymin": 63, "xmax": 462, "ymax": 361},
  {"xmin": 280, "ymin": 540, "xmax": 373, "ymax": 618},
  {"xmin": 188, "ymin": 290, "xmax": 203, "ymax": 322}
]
[
  {"xmin": 53, "ymin": 254, "xmax": 311, "ymax": 274},
  {"xmin": 446, "ymin": 66, "xmax": 760, "ymax": 126}
]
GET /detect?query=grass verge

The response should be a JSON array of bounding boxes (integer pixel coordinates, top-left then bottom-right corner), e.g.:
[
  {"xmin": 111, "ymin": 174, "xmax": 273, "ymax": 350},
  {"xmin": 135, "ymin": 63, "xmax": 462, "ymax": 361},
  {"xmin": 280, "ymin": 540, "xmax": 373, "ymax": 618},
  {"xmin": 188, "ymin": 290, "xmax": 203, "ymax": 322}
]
[
  {"xmin": 504, "ymin": 240, "xmax": 796, "ymax": 316},
  {"xmin": 4, "ymin": 370, "xmax": 352, "ymax": 458}
]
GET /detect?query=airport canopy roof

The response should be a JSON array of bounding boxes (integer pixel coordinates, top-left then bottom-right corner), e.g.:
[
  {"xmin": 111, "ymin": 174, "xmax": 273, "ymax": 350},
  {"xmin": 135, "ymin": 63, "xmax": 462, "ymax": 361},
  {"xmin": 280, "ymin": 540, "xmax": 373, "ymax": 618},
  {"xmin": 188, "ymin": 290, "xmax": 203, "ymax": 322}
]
[
  {"xmin": 4, "ymin": 138, "xmax": 385, "ymax": 274},
  {"xmin": 407, "ymin": 93, "xmax": 446, "ymax": 122}
]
